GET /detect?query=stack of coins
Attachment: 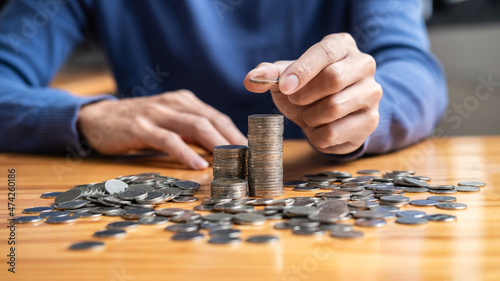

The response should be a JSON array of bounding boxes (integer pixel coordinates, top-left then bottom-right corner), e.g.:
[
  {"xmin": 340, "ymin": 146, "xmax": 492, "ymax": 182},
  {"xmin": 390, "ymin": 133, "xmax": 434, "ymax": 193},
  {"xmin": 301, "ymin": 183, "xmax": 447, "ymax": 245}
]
[
  {"xmin": 210, "ymin": 178, "xmax": 248, "ymax": 199},
  {"xmin": 212, "ymin": 145, "xmax": 248, "ymax": 180},
  {"xmin": 247, "ymin": 114, "xmax": 284, "ymax": 197}
]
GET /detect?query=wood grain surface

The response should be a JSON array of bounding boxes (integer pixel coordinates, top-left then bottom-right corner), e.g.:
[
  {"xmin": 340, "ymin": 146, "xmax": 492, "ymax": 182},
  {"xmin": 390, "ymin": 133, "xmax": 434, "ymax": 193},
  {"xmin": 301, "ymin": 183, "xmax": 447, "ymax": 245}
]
[{"xmin": 1, "ymin": 136, "xmax": 500, "ymax": 281}]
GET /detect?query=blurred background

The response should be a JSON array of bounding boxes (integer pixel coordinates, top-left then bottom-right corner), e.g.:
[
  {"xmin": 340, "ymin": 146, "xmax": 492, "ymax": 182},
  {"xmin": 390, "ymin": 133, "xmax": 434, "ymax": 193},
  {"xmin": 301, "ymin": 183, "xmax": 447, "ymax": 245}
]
[{"xmin": 0, "ymin": 0, "xmax": 499, "ymax": 136}]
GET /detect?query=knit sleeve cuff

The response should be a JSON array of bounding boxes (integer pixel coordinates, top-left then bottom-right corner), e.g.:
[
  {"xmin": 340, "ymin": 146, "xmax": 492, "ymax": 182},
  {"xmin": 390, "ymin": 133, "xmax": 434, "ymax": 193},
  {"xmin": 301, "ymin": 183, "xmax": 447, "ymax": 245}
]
[{"xmin": 35, "ymin": 93, "xmax": 117, "ymax": 154}]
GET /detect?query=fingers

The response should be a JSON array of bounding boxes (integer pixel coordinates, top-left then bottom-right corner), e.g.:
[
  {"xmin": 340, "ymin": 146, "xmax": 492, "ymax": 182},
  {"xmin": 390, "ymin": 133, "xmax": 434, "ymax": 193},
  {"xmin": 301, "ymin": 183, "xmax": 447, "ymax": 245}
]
[
  {"xmin": 155, "ymin": 90, "xmax": 247, "ymax": 146},
  {"xmin": 158, "ymin": 110, "xmax": 232, "ymax": 152},
  {"xmin": 279, "ymin": 33, "xmax": 353, "ymax": 95},
  {"xmin": 287, "ymin": 53, "xmax": 376, "ymax": 106},
  {"xmin": 302, "ymin": 78, "xmax": 382, "ymax": 128},
  {"xmin": 135, "ymin": 117, "xmax": 209, "ymax": 170},
  {"xmin": 306, "ymin": 108, "xmax": 379, "ymax": 154}
]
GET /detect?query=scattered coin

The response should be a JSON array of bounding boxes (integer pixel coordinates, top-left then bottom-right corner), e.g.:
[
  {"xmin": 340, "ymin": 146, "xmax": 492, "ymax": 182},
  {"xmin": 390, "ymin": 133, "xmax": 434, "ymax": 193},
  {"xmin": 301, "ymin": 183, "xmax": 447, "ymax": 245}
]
[
  {"xmin": 426, "ymin": 214, "xmax": 457, "ymax": 222},
  {"xmin": 456, "ymin": 186, "xmax": 480, "ymax": 192},
  {"xmin": 427, "ymin": 196, "xmax": 456, "ymax": 202},
  {"xmin": 457, "ymin": 181, "xmax": 485, "ymax": 187},
  {"xmin": 357, "ymin": 169, "xmax": 380, "ymax": 175},
  {"xmin": 46, "ymin": 216, "xmax": 77, "ymax": 224},
  {"xmin": 23, "ymin": 206, "xmax": 54, "ymax": 214},
  {"xmin": 40, "ymin": 192, "xmax": 63, "ymax": 199},
  {"xmin": 11, "ymin": 216, "xmax": 42, "ymax": 224},
  {"xmin": 171, "ymin": 232, "xmax": 204, "ymax": 241},
  {"xmin": 138, "ymin": 216, "xmax": 169, "ymax": 225},
  {"xmin": 104, "ymin": 179, "xmax": 129, "ymax": 194},
  {"xmin": 69, "ymin": 241, "xmax": 105, "ymax": 251},
  {"xmin": 208, "ymin": 236, "xmax": 242, "ymax": 245},
  {"xmin": 436, "ymin": 202, "xmax": 467, "ymax": 210},
  {"xmin": 330, "ymin": 230, "xmax": 364, "ymax": 239},
  {"xmin": 410, "ymin": 199, "xmax": 439, "ymax": 207},
  {"xmin": 165, "ymin": 223, "xmax": 199, "ymax": 233},
  {"xmin": 93, "ymin": 229, "xmax": 127, "ymax": 238},
  {"xmin": 292, "ymin": 227, "xmax": 326, "ymax": 236},
  {"xmin": 355, "ymin": 218, "xmax": 386, "ymax": 227},
  {"xmin": 395, "ymin": 216, "xmax": 428, "ymax": 225},
  {"xmin": 209, "ymin": 228, "xmax": 241, "ymax": 238},
  {"xmin": 246, "ymin": 235, "xmax": 279, "ymax": 244},
  {"xmin": 106, "ymin": 221, "xmax": 139, "ymax": 230},
  {"xmin": 396, "ymin": 210, "xmax": 427, "ymax": 218},
  {"xmin": 57, "ymin": 200, "xmax": 88, "ymax": 210}
]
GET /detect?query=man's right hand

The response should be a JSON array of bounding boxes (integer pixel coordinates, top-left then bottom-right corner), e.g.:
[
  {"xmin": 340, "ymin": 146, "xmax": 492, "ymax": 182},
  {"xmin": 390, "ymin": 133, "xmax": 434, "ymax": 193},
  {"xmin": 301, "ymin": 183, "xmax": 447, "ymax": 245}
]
[{"xmin": 77, "ymin": 89, "xmax": 247, "ymax": 170}]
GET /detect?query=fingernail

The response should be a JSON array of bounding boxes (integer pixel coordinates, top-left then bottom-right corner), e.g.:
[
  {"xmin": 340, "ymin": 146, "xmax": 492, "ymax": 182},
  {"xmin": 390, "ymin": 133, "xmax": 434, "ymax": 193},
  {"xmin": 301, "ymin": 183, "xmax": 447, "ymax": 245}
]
[
  {"xmin": 280, "ymin": 74, "xmax": 299, "ymax": 94},
  {"xmin": 192, "ymin": 156, "xmax": 209, "ymax": 170}
]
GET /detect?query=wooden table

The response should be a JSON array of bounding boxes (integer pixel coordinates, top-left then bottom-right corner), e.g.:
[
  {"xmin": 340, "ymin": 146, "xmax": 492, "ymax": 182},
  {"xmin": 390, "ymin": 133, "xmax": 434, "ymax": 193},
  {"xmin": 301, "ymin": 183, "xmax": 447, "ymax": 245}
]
[{"xmin": 1, "ymin": 136, "xmax": 500, "ymax": 281}]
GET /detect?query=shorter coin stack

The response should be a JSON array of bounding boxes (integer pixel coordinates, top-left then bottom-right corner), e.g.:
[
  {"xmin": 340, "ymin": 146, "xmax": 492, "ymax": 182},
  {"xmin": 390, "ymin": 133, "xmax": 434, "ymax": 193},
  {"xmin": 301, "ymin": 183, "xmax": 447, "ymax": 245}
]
[
  {"xmin": 210, "ymin": 178, "xmax": 248, "ymax": 199},
  {"xmin": 247, "ymin": 114, "xmax": 284, "ymax": 197},
  {"xmin": 213, "ymin": 145, "xmax": 248, "ymax": 180}
]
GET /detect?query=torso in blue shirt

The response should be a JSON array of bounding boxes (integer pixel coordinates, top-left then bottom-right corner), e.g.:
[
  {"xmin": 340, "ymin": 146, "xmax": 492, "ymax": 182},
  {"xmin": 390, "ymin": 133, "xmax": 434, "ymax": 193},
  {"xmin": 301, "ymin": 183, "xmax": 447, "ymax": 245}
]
[{"xmin": 88, "ymin": 0, "xmax": 350, "ymax": 138}]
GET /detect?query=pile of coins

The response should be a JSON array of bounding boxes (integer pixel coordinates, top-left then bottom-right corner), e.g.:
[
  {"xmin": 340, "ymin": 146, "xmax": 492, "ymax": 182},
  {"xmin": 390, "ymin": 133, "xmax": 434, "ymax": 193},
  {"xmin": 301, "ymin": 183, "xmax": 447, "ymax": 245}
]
[
  {"xmin": 11, "ymin": 167, "xmax": 485, "ymax": 249},
  {"xmin": 212, "ymin": 145, "xmax": 247, "ymax": 180},
  {"xmin": 247, "ymin": 114, "xmax": 284, "ymax": 197},
  {"xmin": 210, "ymin": 178, "xmax": 248, "ymax": 199}
]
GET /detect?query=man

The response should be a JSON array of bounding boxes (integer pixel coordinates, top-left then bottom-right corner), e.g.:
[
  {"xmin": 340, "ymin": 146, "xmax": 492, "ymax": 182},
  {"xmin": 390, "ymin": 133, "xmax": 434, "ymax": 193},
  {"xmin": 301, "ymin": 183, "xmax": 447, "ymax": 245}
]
[{"xmin": 0, "ymin": 0, "xmax": 447, "ymax": 169}]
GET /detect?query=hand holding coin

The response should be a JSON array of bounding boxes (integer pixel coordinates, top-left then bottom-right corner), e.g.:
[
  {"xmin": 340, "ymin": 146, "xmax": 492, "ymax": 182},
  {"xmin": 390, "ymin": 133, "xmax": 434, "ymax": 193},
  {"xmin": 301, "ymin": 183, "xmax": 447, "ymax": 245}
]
[{"xmin": 245, "ymin": 33, "xmax": 382, "ymax": 155}]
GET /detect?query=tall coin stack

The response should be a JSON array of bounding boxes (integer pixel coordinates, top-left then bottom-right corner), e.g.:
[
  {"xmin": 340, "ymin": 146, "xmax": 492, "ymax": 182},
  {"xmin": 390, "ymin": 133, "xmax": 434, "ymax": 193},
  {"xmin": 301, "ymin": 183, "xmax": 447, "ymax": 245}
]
[
  {"xmin": 247, "ymin": 114, "xmax": 284, "ymax": 197},
  {"xmin": 212, "ymin": 145, "xmax": 248, "ymax": 180}
]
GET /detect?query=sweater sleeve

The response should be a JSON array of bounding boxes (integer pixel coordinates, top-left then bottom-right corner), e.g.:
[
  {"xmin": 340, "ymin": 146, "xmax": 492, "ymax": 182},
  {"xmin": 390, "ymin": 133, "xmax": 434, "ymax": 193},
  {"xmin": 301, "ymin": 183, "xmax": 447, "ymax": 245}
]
[
  {"xmin": 0, "ymin": 0, "xmax": 115, "ymax": 153},
  {"xmin": 324, "ymin": 0, "xmax": 448, "ymax": 160}
]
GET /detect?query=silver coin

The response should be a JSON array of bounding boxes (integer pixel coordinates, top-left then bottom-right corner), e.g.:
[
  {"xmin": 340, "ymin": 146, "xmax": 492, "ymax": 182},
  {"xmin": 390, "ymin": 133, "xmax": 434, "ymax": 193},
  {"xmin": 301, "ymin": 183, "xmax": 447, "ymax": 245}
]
[
  {"xmin": 426, "ymin": 214, "xmax": 457, "ymax": 222},
  {"xmin": 292, "ymin": 227, "xmax": 326, "ymax": 236},
  {"xmin": 233, "ymin": 213, "xmax": 266, "ymax": 225},
  {"xmin": 403, "ymin": 177, "xmax": 431, "ymax": 188},
  {"xmin": 93, "ymin": 229, "xmax": 127, "ymax": 238},
  {"xmin": 427, "ymin": 196, "xmax": 456, "ymax": 202},
  {"xmin": 246, "ymin": 235, "xmax": 279, "ymax": 244},
  {"xmin": 320, "ymin": 223, "xmax": 354, "ymax": 232},
  {"xmin": 69, "ymin": 241, "xmax": 105, "ymax": 251},
  {"xmin": 11, "ymin": 216, "xmax": 42, "ymax": 224},
  {"xmin": 172, "ymin": 196, "xmax": 199, "ymax": 203},
  {"xmin": 287, "ymin": 218, "xmax": 320, "ymax": 228},
  {"xmin": 274, "ymin": 222, "xmax": 292, "ymax": 230},
  {"xmin": 54, "ymin": 189, "xmax": 83, "ymax": 204},
  {"xmin": 355, "ymin": 218, "xmax": 386, "ymax": 227},
  {"xmin": 46, "ymin": 216, "xmax": 77, "ymax": 224},
  {"xmin": 171, "ymin": 232, "xmax": 204, "ymax": 241},
  {"xmin": 208, "ymin": 236, "xmax": 242, "ymax": 245},
  {"xmin": 104, "ymin": 179, "xmax": 129, "ymax": 195},
  {"xmin": 174, "ymin": 180, "xmax": 201, "ymax": 190},
  {"xmin": 156, "ymin": 208, "xmax": 186, "ymax": 217},
  {"xmin": 138, "ymin": 216, "xmax": 169, "ymax": 225},
  {"xmin": 72, "ymin": 211, "xmax": 102, "ymax": 218},
  {"xmin": 57, "ymin": 200, "xmax": 88, "ymax": 210},
  {"xmin": 40, "ymin": 191, "xmax": 63, "ymax": 199},
  {"xmin": 357, "ymin": 169, "xmax": 380, "ymax": 175},
  {"xmin": 457, "ymin": 181, "xmax": 485, "ymax": 187},
  {"xmin": 284, "ymin": 207, "xmax": 319, "ymax": 217},
  {"xmin": 209, "ymin": 228, "xmax": 241, "ymax": 238},
  {"xmin": 118, "ymin": 190, "xmax": 148, "ymax": 200},
  {"xmin": 107, "ymin": 221, "xmax": 139, "ymax": 229},
  {"xmin": 410, "ymin": 199, "xmax": 439, "ymax": 207},
  {"xmin": 395, "ymin": 216, "xmax": 428, "ymax": 225},
  {"xmin": 284, "ymin": 180, "xmax": 308, "ymax": 188},
  {"xmin": 456, "ymin": 186, "xmax": 480, "ymax": 192},
  {"xmin": 165, "ymin": 223, "xmax": 199, "ymax": 233},
  {"xmin": 122, "ymin": 207, "xmax": 156, "ymax": 219},
  {"xmin": 193, "ymin": 204, "xmax": 215, "ymax": 211},
  {"xmin": 39, "ymin": 211, "xmax": 71, "ymax": 219},
  {"xmin": 23, "ymin": 206, "xmax": 54, "ymax": 214},
  {"xmin": 436, "ymin": 202, "xmax": 467, "ymax": 210},
  {"xmin": 428, "ymin": 189, "xmax": 457, "ymax": 194},
  {"xmin": 293, "ymin": 186, "xmax": 320, "ymax": 192},
  {"xmin": 396, "ymin": 210, "xmax": 427, "ymax": 218},
  {"xmin": 330, "ymin": 230, "xmax": 364, "ymax": 239},
  {"xmin": 380, "ymin": 195, "xmax": 410, "ymax": 204},
  {"xmin": 203, "ymin": 213, "xmax": 234, "ymax": 222},
  {"xmin": 402, "ymin": 187, "xmax": 429, "ymax": 193}
]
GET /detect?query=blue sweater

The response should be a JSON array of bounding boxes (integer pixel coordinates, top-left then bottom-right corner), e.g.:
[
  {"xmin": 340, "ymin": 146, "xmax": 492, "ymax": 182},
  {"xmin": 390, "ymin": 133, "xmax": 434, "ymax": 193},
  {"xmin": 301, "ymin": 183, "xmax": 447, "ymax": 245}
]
[{"xmin": 0, "ymin": 0, "xmax": 447, "ymax": 159}]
